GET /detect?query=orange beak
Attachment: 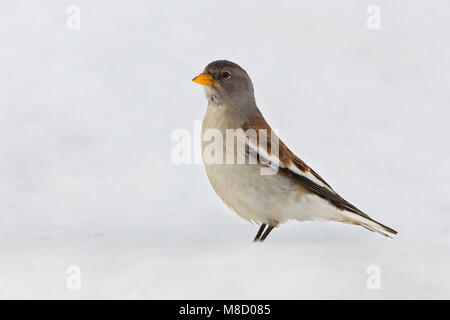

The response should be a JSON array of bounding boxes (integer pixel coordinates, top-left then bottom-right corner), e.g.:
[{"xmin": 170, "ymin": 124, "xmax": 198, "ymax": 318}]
[{"xmin": 192, "ymin": 73, "xmax": 215, "ymax": 85}]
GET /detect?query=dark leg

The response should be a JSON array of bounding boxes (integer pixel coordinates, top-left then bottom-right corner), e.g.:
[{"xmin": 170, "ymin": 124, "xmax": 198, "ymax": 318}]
[
  {"xmin": 253, "ymin": 224, "xmax": 266, "ymax": 242},
  {"xmin": 259, "ymin": 225, "xmax": 275, "ymax": 242}
]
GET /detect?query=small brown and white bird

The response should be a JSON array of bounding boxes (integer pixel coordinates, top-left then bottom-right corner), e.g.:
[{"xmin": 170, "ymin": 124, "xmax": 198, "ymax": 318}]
[{"xmin": 193, "ymin": 60, "xmax": 397, "ymax": 242}]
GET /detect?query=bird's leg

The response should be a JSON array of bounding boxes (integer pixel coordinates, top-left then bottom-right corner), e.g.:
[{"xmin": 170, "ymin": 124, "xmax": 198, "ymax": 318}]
[
  {"xmin": 259, "ymin": 225, "xmax": 275, "ymax": 242},
  {"xmin": 253, "ymin": 224, "xmax": 266, "ymax": 242}
]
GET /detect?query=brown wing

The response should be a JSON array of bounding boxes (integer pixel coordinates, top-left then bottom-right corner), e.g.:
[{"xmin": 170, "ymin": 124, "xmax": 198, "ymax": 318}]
[{"xmin": 241, "ymin": 112, "xmax": 397, "ymax": 234}]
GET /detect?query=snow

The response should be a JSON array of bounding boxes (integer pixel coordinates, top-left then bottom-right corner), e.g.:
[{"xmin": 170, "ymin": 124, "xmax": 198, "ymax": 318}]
[{"xmin": 0, "ymin": 0, "xmax": 449, "ymax": 299}]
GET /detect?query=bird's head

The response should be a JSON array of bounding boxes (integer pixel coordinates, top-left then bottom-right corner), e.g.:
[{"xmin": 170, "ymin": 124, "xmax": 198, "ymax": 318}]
[{"xmin": 192, "ymin": 60, "xmax": 255, "ymax": 106}]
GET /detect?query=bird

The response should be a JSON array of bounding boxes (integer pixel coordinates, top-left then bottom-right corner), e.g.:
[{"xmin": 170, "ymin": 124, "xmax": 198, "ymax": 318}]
[{"xmin": 192, "ymin": 60, "xmax": 397, "ymax": 242}]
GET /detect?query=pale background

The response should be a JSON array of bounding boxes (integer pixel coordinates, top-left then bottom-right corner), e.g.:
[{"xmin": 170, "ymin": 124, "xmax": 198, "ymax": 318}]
[{"xmin": 1, "ymin": 0, "xmax": 449, "ymax": 299}]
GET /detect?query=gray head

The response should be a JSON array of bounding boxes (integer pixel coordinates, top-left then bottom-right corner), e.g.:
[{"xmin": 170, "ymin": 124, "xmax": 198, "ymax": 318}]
[{"xmin": 193, "ymin": 60, "xmax": 256, "ymax": 107}]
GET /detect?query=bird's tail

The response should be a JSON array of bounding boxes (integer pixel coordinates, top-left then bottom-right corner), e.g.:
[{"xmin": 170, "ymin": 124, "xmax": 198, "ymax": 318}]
[{"xmin": 339, "ymin": 211, "xmax": 397, "ymax": 238}]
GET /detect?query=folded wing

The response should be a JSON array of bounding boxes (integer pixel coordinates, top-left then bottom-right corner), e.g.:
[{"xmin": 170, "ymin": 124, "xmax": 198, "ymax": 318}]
[{"xmin": 243, "ymin": 131, "xmax": 397, "ymax": 236}]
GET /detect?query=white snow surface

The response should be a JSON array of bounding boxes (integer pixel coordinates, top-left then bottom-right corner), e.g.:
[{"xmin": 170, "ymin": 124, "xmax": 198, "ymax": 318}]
[{"xmin": 1, "ymin": 0, "xmax": 449, "ymax": 299}]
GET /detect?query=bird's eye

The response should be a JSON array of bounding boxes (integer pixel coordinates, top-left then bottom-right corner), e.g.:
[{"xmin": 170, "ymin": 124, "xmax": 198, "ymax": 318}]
[{"xmin": 222, "ymin": 71, "xmax": 231, "ymax": 79}]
